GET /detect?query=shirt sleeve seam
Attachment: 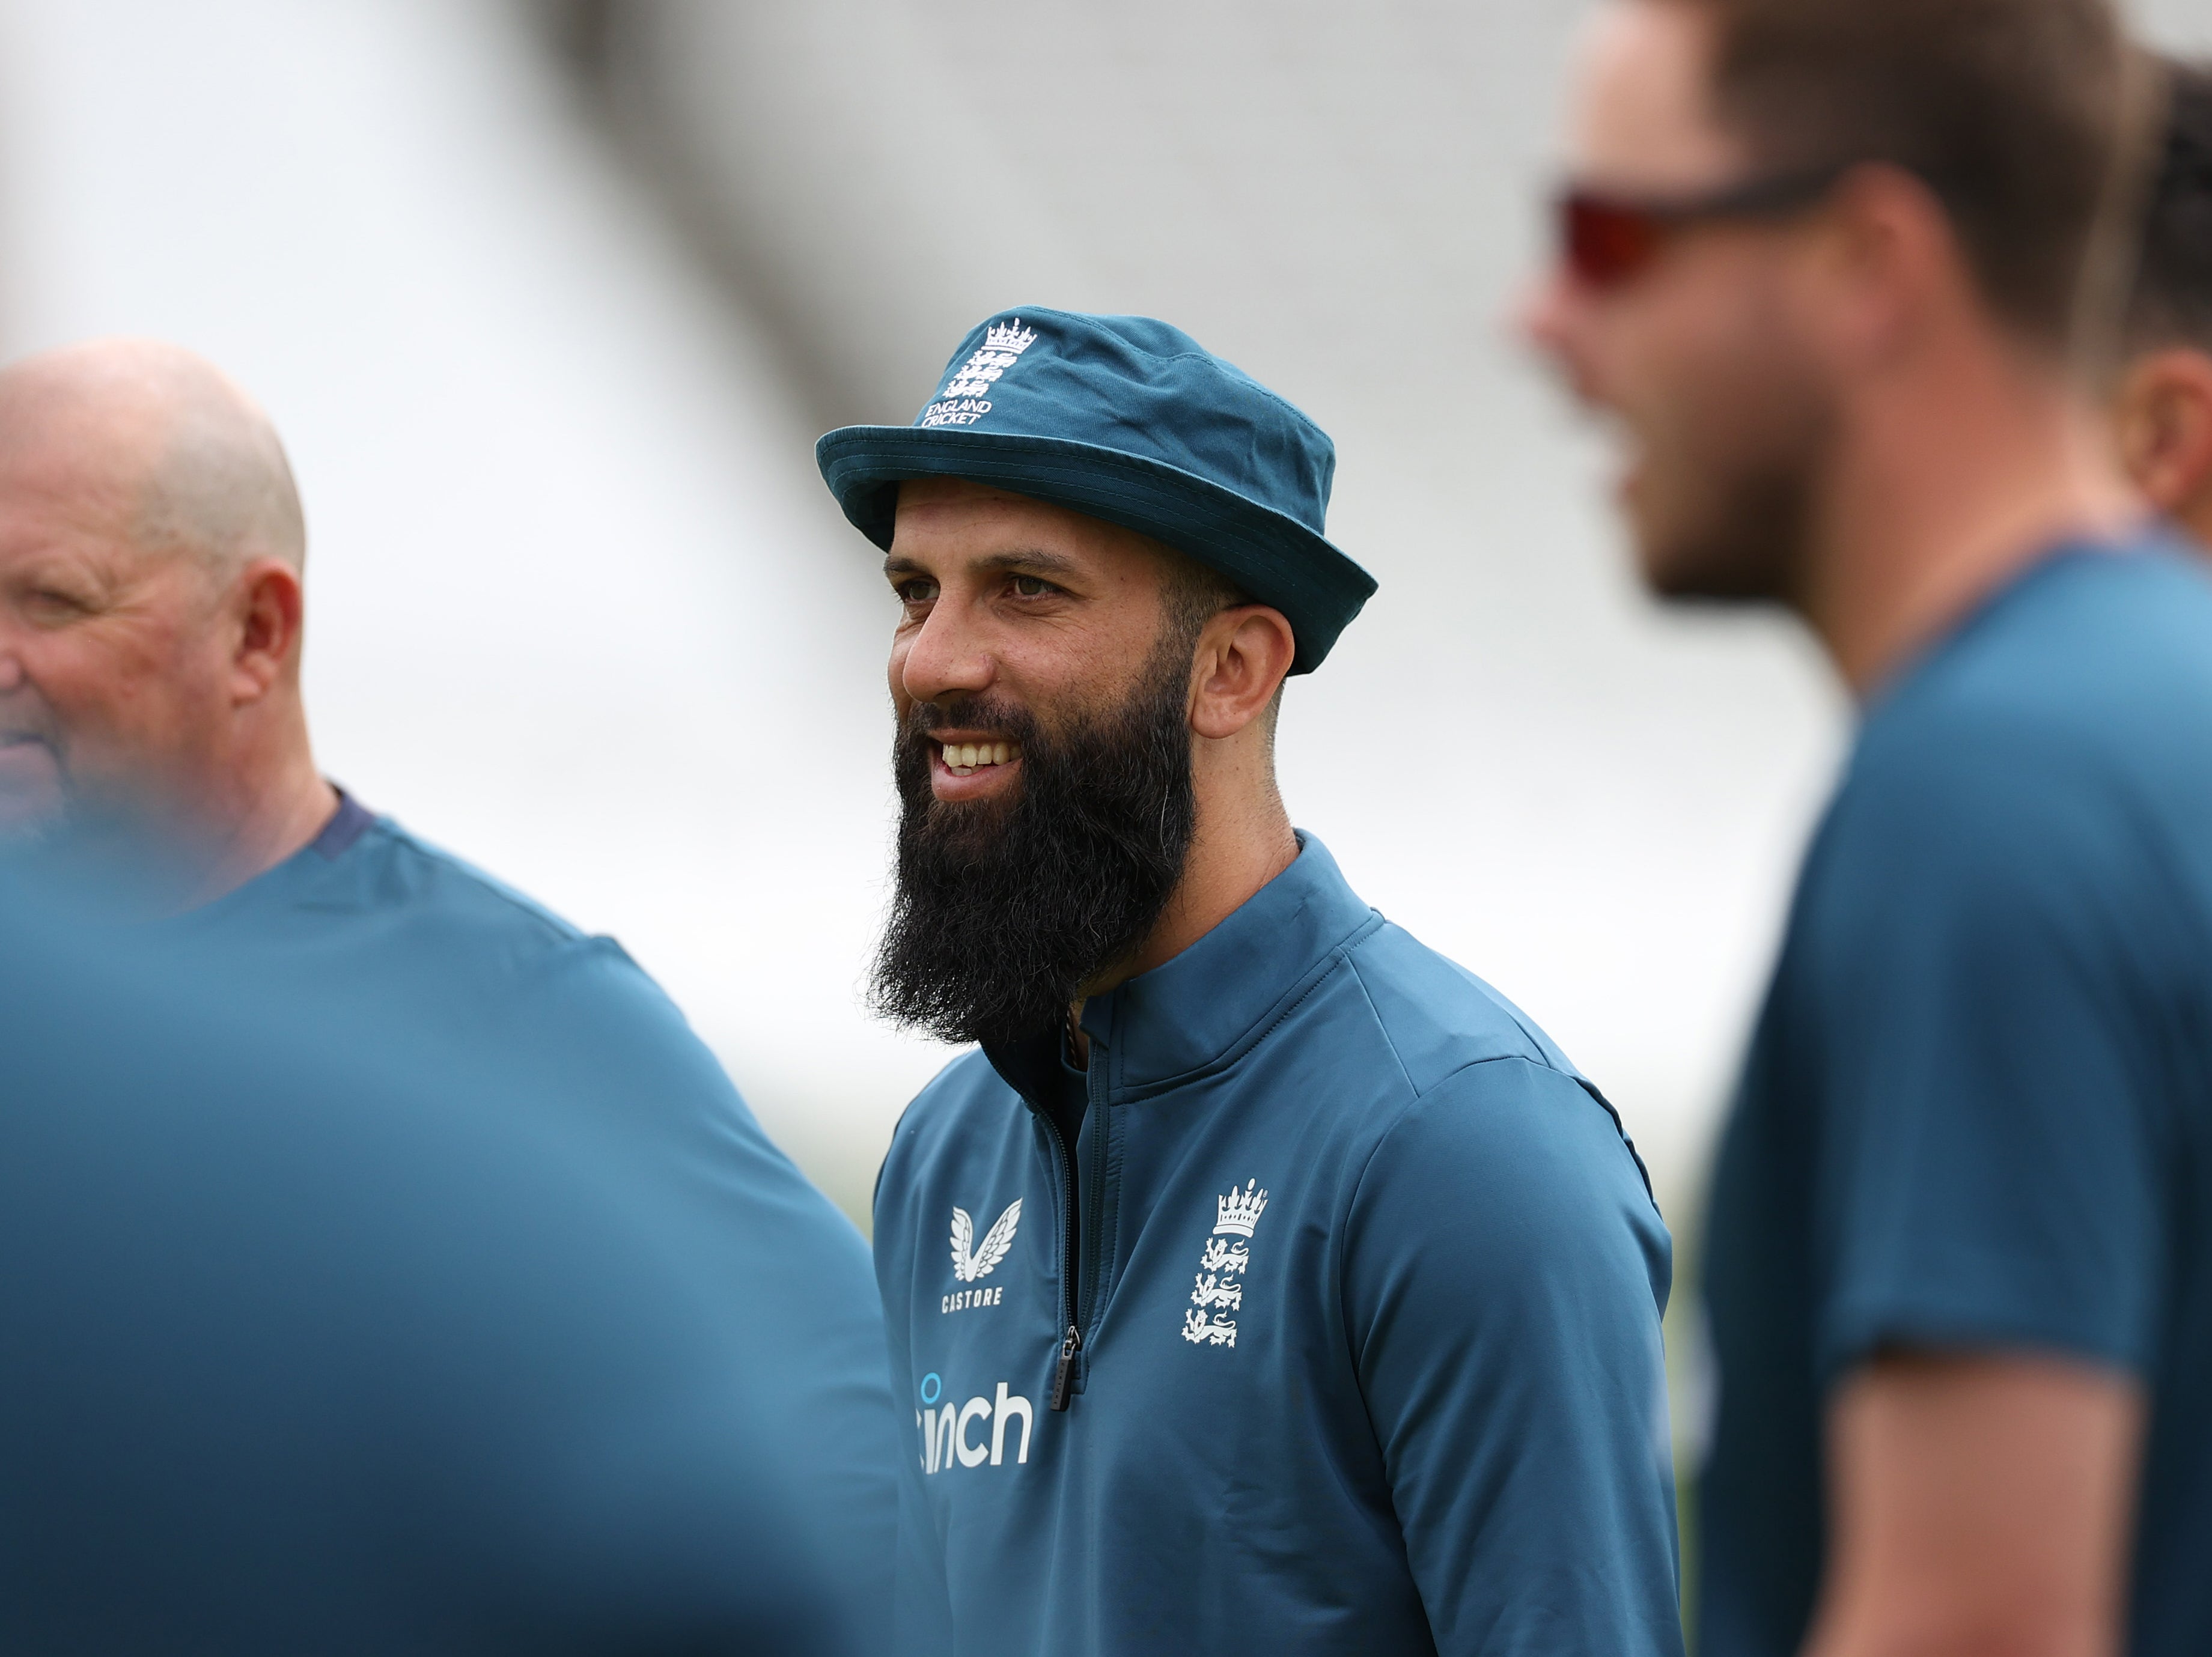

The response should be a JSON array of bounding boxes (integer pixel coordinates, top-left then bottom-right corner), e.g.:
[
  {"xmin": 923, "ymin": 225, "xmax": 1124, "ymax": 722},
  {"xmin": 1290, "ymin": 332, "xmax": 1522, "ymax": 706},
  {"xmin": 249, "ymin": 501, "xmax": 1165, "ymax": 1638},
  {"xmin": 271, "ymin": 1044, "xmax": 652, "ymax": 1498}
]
[
  {"xmin": 1336, "ymin": 1051, "xmax": 1565, "ymax": 1373},
  {"xmin": 382, "ymin": 825, "xmax": 597, "ymax": 951},
  {"xmin": 1818, "ymin": 1293, "xmax": 2149, "ymax": 1389},
  {"xmin": 1340, "ymin": 953, "xmax": 1419, "ymax": 1099}
]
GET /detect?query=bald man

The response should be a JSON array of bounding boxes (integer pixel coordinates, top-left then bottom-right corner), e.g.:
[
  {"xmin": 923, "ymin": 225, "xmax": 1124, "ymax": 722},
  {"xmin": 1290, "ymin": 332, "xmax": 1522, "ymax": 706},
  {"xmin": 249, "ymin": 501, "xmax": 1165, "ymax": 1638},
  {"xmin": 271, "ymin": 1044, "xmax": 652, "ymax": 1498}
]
[
  {"xmin": 0, "ymin": 339, "xmax": 897, "ymax": 1643},
  {"xmin": 0, "ymin": 342, "xmax": 329, "ymax": 878}
]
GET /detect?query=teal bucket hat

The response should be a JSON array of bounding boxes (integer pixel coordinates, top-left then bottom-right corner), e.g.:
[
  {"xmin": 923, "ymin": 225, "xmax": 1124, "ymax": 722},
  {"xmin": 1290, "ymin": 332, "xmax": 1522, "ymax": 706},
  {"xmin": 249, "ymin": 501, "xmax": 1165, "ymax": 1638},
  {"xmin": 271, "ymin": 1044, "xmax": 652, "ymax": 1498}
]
[{"xmin": 815, "ymin": 308, "xmax": 1377, "ymax": 674}]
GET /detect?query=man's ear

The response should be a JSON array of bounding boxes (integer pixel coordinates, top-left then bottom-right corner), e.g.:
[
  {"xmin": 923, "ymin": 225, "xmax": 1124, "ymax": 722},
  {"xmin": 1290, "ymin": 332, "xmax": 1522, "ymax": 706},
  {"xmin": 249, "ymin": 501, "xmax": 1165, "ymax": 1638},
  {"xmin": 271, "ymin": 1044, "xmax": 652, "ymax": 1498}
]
[
  {"xmin": 1806, "ymin": 164, "xmax": 1962, "ymax": 373},
  {"xmin": 228, "ymin": 558, "xmax": 305, "ymax": 703},
  {"xmin": 1189, "ymin": 605, "xmax": 1296, "ymax": 741},
  {"xmin": 2115, "ymin": 347, "xmax": 2212, "ymax": 541}
]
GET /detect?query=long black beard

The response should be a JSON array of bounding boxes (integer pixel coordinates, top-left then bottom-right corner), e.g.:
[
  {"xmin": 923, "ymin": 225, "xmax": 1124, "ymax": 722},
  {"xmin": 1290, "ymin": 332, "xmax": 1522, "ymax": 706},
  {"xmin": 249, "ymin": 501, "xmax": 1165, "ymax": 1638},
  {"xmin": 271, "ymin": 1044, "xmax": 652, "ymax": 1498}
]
[{"xmin": 871, "ymin": 636, "xmax": 1197, "ymax": 1047}]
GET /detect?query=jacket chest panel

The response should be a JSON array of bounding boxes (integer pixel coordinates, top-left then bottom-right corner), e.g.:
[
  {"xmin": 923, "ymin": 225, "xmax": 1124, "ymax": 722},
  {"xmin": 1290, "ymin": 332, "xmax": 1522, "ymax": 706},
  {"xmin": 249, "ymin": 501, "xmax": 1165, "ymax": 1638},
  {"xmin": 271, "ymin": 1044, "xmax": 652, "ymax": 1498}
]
[{"xmin": 901, "ymin": 1097, "xmax": 1367, "ymax": 1510}]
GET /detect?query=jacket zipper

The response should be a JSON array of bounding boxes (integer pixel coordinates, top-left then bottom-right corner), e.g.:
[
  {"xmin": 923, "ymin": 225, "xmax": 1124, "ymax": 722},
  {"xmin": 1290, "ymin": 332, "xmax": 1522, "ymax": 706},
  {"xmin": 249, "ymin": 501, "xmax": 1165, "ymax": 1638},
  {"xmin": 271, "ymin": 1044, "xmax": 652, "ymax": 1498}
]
[
  {"xmin": 1047, "ymin": 1048, "xmax": 1111, "ymax": 1411},
  {"xmin": 1047, "ymin": 1112, "xmax": 1082, "ymax": 1410}
]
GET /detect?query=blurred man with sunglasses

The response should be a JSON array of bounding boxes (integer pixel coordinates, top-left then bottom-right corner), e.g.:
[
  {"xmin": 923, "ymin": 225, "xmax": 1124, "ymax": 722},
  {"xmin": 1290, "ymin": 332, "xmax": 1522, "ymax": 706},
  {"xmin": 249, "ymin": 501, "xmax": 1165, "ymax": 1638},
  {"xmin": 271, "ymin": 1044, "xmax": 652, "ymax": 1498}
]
[
  {"xmin": 1527, "ymin": 4, "xmax": 2212, "ymax": 1657},
  {"xmin": 2115, "ymin": 61, "xmax": 2212, "ymax": 552}
]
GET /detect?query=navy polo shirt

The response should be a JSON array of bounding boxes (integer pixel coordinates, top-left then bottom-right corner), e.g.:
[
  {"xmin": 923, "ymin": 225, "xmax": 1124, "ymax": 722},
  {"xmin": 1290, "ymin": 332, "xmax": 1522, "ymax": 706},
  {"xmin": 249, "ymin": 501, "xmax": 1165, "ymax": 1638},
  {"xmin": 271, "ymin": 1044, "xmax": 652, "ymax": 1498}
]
[{"xmin": 1698, "ymin": 538, "xmax": 2212, "ymax": 1657}]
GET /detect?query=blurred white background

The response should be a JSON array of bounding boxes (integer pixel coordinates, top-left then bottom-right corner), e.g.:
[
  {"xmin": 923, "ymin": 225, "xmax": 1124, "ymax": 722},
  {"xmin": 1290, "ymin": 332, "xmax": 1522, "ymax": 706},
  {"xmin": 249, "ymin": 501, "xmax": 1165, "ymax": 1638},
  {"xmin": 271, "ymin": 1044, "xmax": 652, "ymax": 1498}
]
[{"xmin": 1, "ymin": 0, "xmax": 2200, "ymax": 1247}]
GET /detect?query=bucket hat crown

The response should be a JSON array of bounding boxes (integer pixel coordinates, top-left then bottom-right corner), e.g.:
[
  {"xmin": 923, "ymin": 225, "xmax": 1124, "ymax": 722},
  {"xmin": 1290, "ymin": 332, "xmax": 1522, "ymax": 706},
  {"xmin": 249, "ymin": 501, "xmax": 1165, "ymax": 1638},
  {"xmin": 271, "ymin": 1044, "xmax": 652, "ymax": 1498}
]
[{"xmin": 816, "ymin": 308, "xmax": 1376, "ymax": 673}]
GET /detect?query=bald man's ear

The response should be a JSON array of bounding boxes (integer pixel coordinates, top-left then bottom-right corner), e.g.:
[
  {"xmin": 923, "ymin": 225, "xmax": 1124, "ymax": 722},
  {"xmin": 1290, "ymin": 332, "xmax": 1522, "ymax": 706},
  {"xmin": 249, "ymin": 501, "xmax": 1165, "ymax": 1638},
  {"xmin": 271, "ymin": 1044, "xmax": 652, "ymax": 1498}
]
[
  {"xmin": 2115, "ymin": 347, "xmax": 2212, "ymax": 545},
  {"xmin": 1189, "ymin": 605, "xmax": 1296, "ymax": 742},
  {"xmin": 227, "ymin": 558, "xmax": 306, "ymax": 703}
]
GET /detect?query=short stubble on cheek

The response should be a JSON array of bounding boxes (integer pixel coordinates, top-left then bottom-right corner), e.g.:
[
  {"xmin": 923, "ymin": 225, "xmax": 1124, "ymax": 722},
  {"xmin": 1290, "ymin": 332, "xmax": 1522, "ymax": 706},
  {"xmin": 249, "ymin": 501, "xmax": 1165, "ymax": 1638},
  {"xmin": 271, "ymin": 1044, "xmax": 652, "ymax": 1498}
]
[
  {"xmin": 43, "ymin": 567, "xmax": 231, "ymax": 820},
  {"xmin": 1642, "ymin": 273, "xmax": 1835, "ymax": 599}
]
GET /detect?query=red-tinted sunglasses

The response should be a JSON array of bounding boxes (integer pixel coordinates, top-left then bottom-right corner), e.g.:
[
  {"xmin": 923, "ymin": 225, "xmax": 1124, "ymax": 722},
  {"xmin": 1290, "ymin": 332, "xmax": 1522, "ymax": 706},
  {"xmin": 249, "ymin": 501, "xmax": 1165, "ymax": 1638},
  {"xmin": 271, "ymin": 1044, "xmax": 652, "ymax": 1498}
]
[{"xmin": 1557, "ymin": 163, "xmax": 1852, "ymax": 290}]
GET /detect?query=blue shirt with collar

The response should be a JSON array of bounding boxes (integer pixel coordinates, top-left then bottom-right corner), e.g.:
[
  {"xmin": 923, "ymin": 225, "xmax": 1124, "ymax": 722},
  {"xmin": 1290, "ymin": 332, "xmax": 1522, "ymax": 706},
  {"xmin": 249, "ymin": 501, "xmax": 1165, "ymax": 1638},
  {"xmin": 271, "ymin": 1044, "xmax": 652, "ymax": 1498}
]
[
  {"xmin": 172, "ymin": 795, "xmax": 899, "ymax": 1647},
  {"xmin": 874, "ymin": 834, "xmax": 1684, "ymax": 1657}
]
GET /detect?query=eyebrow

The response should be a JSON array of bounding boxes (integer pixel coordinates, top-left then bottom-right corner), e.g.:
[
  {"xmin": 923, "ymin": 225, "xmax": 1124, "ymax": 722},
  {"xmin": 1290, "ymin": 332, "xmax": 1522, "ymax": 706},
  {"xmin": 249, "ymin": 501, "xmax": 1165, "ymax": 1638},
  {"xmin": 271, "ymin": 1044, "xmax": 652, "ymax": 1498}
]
[{"xmin": 882, "ymin": 547, "xmax": 1085, "ymax": 580}]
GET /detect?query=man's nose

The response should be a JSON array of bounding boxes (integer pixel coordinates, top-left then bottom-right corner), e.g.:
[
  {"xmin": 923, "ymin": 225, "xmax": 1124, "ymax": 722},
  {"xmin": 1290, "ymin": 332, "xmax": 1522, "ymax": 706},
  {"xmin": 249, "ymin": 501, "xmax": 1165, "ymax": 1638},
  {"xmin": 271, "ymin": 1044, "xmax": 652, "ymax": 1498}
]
[
  {"xmin": 1516, "ymin": 272, "xmax": 1606, "ymax": 407},
  {"xmin": 1517, "ymin": 268, "xmax": 1576, "ymax": 365},
  {"xmin": 897, "ymin": 599, "xmax": 996, "ymax": 705}
]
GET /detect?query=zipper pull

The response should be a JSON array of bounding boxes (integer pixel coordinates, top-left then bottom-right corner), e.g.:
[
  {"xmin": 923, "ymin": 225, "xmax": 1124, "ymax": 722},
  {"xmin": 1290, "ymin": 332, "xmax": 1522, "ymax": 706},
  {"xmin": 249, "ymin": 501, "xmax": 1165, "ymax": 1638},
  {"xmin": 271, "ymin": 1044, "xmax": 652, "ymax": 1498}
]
[{"xmin": 1049, "ymin": 1324, "xmax": 1082, "ymax": 1411}]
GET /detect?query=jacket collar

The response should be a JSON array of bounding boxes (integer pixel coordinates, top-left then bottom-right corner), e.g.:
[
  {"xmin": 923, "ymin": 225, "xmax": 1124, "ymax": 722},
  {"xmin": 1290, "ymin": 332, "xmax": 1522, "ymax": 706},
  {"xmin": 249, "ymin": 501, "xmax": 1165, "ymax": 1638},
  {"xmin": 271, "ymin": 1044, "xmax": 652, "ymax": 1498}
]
[{"xmin": 1071, "ymin": 832, "xmax": 1377, "ymax": 1099}]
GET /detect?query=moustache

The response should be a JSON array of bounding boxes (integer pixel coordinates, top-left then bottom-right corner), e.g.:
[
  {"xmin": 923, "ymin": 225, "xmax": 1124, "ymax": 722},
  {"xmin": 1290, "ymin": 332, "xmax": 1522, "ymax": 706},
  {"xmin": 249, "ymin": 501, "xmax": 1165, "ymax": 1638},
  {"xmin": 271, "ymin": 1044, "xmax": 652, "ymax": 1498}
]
[{"xmin": 902, "ymin": 696, "xmax": 1040, "ymax": 740}]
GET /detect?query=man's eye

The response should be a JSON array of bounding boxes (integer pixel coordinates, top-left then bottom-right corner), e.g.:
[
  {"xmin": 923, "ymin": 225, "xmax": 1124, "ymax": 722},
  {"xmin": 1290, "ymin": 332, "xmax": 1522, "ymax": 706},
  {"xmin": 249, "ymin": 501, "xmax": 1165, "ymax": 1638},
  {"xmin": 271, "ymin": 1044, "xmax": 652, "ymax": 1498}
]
[
  {"xmin": 22, "ymin": 588, "xmax": 90, "ymax": 620},
  {"xmin": 895, "ymin": 579, "xmax": 938, "ymax": 604},
  {"xmin": 1011, "ymin": 576, "xmax": 1052, "ymax": 598}
]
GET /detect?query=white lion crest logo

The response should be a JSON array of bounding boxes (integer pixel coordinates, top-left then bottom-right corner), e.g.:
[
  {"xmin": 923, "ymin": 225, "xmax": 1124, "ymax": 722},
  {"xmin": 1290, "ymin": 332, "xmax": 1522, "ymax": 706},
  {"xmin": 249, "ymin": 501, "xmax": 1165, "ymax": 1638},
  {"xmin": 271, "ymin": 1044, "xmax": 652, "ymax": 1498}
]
[{"xmin": 950, "ymin": 1199, "xmax": 1022, "ymax": 1283}]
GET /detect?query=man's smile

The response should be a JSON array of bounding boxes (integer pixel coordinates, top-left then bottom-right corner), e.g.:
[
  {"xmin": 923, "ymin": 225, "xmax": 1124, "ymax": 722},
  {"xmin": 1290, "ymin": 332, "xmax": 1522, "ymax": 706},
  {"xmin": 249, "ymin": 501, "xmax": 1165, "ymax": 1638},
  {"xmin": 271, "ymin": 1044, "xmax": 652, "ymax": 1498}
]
[
  {"xmin": 935, "ymin": 738, "xmax": 1019, "ymax": 775},
  {"xmin": 929, "ymin": 734, "xmax": 1024, "ymax": 800}
]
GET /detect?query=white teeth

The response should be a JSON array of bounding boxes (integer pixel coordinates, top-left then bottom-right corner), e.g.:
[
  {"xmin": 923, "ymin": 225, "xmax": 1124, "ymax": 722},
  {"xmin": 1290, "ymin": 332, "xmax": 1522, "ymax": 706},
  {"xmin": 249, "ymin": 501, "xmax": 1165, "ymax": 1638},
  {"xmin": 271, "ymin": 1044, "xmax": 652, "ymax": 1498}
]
[{"xmin": 939, "ymin": 739, "xmax": 1019, "ymax": 774}]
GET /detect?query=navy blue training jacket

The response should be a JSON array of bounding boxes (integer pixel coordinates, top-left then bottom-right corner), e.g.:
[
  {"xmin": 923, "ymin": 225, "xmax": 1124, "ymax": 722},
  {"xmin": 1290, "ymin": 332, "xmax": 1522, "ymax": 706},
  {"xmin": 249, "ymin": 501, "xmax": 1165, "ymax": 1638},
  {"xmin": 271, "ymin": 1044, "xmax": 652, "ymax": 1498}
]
[{"xmin": 874, "ymin": 835, "xmax": 1684, "ymax": 1656}]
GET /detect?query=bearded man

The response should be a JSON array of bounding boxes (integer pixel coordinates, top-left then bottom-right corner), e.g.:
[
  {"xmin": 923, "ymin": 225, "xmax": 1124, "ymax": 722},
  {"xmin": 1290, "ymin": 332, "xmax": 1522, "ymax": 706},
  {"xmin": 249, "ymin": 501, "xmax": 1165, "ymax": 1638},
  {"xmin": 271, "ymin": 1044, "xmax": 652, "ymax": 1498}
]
[
  {"xmin": 1527, "ymin": 4, "xmax": 2212, "ymax": 1656},
  {"xmin": 821, "ymin": 309, "xmax": 1684, "ymax": 1657}
]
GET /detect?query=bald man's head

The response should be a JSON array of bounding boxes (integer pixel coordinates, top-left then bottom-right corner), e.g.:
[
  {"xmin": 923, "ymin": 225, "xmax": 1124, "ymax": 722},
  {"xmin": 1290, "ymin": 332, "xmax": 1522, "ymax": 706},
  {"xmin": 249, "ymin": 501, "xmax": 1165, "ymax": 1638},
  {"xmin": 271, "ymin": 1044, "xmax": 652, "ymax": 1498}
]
[
  {"xmin": 0, "ymin": 339, "xmax": 305, "ymax": 579},
  {"xmin": 0, "ymin": 341, "xmax": 330, "ymax": 896}
]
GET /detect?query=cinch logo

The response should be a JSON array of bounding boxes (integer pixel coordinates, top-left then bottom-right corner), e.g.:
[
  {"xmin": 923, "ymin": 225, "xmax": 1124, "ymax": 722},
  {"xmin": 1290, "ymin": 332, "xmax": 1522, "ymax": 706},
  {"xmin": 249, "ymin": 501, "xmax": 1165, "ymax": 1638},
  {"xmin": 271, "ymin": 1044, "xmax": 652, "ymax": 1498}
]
[{"xmin": 915, "ymin": 1372, "xmax": 1032, "ymax": 1472}]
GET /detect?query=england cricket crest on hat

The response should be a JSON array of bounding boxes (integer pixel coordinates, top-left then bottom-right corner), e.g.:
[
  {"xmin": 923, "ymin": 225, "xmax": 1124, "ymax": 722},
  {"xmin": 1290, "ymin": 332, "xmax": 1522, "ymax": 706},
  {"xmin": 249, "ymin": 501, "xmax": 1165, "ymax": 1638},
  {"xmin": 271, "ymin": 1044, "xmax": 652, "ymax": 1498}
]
[
  {"xmin": 920, "ymin": 317, "xmax": 1040, "ymax": 428},
  {"xmin": 1181, "ymin": 1179, "xmax": 1267, "ymax": 1348}
]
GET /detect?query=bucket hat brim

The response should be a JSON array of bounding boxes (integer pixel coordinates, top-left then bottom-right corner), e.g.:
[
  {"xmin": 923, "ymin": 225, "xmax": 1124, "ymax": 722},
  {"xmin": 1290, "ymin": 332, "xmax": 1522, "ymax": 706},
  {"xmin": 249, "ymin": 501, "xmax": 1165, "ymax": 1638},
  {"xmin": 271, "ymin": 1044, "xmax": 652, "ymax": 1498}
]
[{"xmin": 817, "ymin": 425, "xmax": 1376, "ymax": 675}]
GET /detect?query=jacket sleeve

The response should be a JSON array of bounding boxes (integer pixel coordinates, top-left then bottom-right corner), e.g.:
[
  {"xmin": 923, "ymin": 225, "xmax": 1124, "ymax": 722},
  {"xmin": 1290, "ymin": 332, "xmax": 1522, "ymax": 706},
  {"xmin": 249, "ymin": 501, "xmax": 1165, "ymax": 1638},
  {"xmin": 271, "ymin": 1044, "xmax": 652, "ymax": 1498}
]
[{"xmin": 1341, "ymin": 1056, "xmax": 1684, "ymax": 1657}]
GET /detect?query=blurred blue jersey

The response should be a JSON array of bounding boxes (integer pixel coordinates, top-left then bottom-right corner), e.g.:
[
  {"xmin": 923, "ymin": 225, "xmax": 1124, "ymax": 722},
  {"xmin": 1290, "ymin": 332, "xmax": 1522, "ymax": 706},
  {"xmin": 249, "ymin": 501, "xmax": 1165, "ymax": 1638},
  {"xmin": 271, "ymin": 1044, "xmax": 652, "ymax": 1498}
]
[
  {"xmin": 0, "ymin": 882, "xmax": 867, "ymax": 1653},
  {"xmin": 874, "ymin": 835, "xmax": 1683, "ymax": 1657},
  {"xmin": 1699, "ymin": 538, "xmax": 2212, "ymax": 1657},
  {"xmin": 170, "ymin": 801, "xmax": 898, "ymax": 1637}
]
